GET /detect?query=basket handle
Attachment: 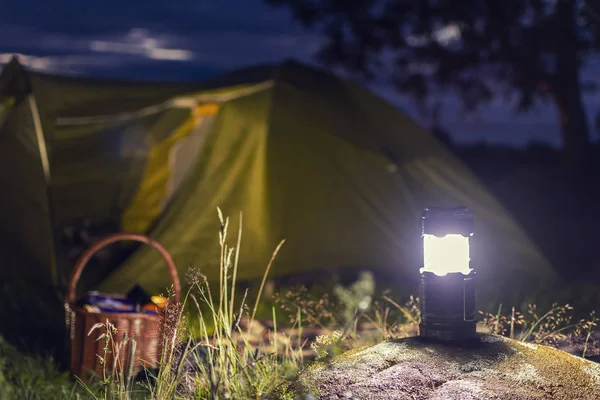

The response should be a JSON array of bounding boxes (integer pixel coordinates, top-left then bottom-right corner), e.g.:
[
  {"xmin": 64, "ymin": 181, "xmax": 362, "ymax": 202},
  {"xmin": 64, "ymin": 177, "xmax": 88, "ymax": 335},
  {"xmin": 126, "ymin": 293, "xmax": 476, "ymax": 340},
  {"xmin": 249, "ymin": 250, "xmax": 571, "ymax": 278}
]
[{"xmin": 66, "ymin": 233, "xmax": 181, "ymax": 305}]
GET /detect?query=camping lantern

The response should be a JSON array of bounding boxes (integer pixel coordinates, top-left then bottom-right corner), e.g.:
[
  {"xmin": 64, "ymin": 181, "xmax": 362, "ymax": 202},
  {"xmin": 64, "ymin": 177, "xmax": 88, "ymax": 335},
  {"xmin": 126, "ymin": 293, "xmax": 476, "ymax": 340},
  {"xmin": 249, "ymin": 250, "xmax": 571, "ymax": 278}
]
[{"xmin": 419, "ymin": 207, "xmax": 476, "ymax": 341}]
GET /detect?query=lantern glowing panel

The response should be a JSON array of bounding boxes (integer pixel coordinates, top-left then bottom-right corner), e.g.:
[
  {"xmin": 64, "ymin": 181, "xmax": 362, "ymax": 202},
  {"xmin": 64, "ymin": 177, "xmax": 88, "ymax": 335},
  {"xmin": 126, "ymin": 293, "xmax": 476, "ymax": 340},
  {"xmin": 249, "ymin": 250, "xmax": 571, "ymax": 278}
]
[{"xmin": 422, "ymin": 233, "xmax": 472, "ymax": 276}]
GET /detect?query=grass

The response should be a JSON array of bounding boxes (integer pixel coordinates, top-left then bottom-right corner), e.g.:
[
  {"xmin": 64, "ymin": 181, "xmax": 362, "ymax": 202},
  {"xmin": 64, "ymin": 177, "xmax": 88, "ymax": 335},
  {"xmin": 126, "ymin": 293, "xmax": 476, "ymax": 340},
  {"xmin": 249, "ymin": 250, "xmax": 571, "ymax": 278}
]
[
  {"xmin": 479, "ymin": 302, "xmax": 600, "ymax": 358},
  {"xmin": 72, "ymin": 209, "xmax": 306, "ymax": 399},
  {"xmin": 0, "ymin": 336, "xmax": 85, "ymax": 400},
  {"xmin": 1, "ymin": 209, "xmax": 599, "ymax": 399}
]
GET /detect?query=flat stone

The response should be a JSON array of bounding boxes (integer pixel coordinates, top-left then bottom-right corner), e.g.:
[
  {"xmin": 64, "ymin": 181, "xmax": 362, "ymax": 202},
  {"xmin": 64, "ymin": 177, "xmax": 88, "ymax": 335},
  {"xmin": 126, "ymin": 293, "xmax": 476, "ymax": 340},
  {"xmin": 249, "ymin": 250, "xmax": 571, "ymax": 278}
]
[{"xmin": 273, "ymin": 334, "xmax": 600, "ymax": 400}]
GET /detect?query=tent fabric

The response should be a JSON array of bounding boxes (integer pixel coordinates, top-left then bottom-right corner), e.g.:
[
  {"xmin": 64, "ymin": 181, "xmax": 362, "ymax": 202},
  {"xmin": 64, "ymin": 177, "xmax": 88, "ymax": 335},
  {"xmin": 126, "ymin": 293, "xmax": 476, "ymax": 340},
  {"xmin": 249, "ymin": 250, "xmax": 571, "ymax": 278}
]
[
  {"xmin": 0, "ymin": 93, "xmax": 58, "ymax": 285},
  {"xmin": 0, "ymin": 96, "xmax": 15, "ymax": 130},
  {"xmin": 0, "ymin": 57, "xmax": 558, "ymax": 306}
]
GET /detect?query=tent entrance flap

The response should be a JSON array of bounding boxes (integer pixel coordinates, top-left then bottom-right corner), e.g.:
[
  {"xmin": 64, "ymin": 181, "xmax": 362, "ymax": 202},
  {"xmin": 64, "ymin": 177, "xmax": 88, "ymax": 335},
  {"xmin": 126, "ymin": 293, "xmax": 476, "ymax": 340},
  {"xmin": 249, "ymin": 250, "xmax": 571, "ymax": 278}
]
[{"xmin": 122, "ymin": 103, "xmax": 219, "ymax": 234}]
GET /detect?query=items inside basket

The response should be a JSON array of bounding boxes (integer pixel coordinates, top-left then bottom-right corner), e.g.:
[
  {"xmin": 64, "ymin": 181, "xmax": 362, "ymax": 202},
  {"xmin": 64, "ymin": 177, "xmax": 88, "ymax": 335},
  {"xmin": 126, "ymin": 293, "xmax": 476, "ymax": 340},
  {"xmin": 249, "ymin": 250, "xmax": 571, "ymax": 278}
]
[{"xmin": 75, "ymin": 283, "xmax": 168, "ymax": 315}]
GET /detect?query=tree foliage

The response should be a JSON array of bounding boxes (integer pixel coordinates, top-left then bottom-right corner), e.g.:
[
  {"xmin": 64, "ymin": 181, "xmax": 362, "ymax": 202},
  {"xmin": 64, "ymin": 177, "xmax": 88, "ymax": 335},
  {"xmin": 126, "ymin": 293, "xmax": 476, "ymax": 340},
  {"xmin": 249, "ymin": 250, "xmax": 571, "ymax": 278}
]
[{"xmin": 266, "ymin": 0, "xmax": 600, "ymax": 165}]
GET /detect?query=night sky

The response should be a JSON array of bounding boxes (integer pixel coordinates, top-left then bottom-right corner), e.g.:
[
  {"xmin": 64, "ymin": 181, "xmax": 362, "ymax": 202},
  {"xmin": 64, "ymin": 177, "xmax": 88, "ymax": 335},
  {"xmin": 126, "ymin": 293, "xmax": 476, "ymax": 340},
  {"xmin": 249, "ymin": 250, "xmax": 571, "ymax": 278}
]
[{"xmin": 1, "ymin": 0, "xmax": 599, "ymax": 148}]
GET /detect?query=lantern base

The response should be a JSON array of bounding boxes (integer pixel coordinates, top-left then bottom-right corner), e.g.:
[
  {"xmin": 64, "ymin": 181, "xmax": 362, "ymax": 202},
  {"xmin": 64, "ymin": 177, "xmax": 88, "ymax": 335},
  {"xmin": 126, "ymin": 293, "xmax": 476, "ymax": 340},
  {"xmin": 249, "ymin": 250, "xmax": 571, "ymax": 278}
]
[
  {"xmin": 419, "ymin": 320, "xmax": 476, "ymax": 341},
  {"xmin": 419, "ymin": 271, "xmax": 476, "ymax": 341}
]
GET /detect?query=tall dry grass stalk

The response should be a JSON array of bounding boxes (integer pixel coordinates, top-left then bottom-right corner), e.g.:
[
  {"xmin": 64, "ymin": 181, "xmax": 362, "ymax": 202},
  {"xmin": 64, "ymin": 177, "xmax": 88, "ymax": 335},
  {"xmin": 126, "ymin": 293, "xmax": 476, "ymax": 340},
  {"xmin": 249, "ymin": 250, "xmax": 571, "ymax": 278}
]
[
  {"xmin": 76, "ymin": 320, "xmax": 144, "ymax": 400},
  {"xmin": 81, "ymin": 209, "xmax": 305, "ymax": 399}
]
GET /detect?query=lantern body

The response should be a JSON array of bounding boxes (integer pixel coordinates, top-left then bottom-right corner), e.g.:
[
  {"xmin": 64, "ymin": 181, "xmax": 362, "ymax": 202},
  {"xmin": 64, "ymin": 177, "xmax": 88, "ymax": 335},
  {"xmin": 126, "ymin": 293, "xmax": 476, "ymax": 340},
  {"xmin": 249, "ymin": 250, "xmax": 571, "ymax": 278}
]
[{"xmin": 419, "ymin": 207, "xmax": 476, "ymax": 341}]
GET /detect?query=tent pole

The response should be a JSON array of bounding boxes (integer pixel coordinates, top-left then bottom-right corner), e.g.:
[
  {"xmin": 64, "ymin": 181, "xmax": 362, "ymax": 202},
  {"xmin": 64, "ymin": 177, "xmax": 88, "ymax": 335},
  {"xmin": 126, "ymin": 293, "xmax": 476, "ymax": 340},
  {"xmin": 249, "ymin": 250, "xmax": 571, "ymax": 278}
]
[
  {"xmin": 28, "ymin": 94, "xmax": 61, "ymax": 288},
  {"xmin": 28, "ymin": 96, "xmax": 51, "ymax": 183}
]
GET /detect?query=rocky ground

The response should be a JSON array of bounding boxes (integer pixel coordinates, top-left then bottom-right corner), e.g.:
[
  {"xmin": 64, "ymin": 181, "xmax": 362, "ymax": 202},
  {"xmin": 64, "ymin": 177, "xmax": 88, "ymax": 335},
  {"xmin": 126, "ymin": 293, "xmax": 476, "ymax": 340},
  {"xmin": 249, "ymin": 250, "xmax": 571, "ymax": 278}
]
[{"xmin": 274, "ymin": 333, "xmax": 600, "ymax": 400}]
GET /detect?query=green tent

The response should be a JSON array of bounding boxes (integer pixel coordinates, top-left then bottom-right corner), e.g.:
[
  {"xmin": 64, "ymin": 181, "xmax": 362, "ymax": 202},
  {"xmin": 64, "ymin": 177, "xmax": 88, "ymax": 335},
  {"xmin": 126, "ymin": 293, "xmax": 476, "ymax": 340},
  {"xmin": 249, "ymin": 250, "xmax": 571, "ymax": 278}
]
[{"xmin": 0, "ymin": 57, "xmax": 557, "ymax": 305}]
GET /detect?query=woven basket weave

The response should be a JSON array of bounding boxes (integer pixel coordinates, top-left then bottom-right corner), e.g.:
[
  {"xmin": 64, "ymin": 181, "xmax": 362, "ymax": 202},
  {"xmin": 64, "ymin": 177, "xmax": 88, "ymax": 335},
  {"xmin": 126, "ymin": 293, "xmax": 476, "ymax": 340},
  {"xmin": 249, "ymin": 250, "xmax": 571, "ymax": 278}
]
[{"xmin": 65, "ymin": 233, "xmax": 181, "ymax": 381}]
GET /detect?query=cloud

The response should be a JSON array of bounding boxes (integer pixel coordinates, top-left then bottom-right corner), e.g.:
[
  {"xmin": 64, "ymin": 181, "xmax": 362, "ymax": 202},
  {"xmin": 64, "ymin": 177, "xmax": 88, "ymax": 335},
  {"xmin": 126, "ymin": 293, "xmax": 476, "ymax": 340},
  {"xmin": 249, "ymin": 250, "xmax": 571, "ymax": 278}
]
[
  {"xmin": 0, "ymin": 27, "xmax": 200, "ymax": 74},
  {"xmin": 89, "ymin": 28, "xmax": 194, "ymax": 61},
  {"xmin": 0, "ymin": 52, "xmax": 129, "ymax": 74},
  {"xmin": 434, "ymin": 24, "xmax": 462, "ymax": 46},
  {"xmin": 0, "ymin": 53, "xmax": 53, "ymax": 72},
  {"xmin": 0, "ymin": 0, "xmax": 318, "ymax": 70},
  {"xmin": 407, "ymin": 23, "xmax": 462, "ymax": 47}
]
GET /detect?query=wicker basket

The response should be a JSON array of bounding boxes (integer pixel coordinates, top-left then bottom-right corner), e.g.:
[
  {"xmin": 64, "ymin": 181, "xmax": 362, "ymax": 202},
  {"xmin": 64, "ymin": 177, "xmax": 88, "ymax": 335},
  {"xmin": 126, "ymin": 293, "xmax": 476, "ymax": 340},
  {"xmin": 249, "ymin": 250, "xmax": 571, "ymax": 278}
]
[{"xmin": 65, "ymin": 233, "xmax": 181, "ymax": 381}]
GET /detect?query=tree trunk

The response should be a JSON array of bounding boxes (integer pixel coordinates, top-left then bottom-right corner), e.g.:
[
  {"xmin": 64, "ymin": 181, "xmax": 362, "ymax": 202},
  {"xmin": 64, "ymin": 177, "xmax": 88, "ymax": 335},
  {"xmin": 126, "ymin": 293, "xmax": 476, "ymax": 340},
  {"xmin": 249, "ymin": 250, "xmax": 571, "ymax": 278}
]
[
  {"xmin": 554, "ymin": 0, "xmax": 591, "ymax": 176},
  {"xmin": 553, "ymin": 80, "xmax": 591, "ymax": 174}
]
